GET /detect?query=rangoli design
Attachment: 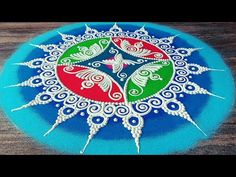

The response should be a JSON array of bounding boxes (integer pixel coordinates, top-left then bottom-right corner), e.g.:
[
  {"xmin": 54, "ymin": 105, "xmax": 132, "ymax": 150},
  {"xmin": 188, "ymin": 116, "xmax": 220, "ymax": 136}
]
[{"xmin": 0, "ymin": 22, "xmax": 234, "ymax": 154}]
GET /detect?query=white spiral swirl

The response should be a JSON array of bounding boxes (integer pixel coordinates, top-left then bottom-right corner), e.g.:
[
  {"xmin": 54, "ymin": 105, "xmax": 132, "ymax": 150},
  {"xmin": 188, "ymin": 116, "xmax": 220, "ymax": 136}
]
[
  {"xmin": 139, "ymin": 69, "xmax": 150, "ymax": 76},
  {"xmin": 76, "ymin": 100, "xmax": 90, "ymax": 110},
  {"xmin": 41, "ymin": 63, "xmax": 54, "ymax": 70},
  {"xmin": 64, "ymin": 95, "xmax": 79, "ymax": 105},
  {"xmin": 63, "ymin": 65, "xmax": 77, "ymax": 73},
  {"xmin": 60, "ymin": 58, "xmax": 72, "ymax": 65},
  {"xmin": 115, "ymin": 105, "xmax": 131, "ymax": 117},
  {"xmin": 175, "ymin": 60, "xmax": 187, "ymax": 67},
  {"xmin": 176, "ymin": 69, "xmax": 189, "ymax": 76},
  {"xmin": 109, "ymin": 91, "xmax": 123, "ymax": 101},
  {"xmin": 104, "ymin": 31, "xmax": 115, "ymax": 37},
  {"xmin": 83, "ymin": 34, "xmax": 94, "ymax": 39},
  {"xmin": 129, "ymin": 88, "xmax": 142, "ymax": 96},
  {"xmin": 139, "ymin": 35, "xmax": 151, "ymax": 41},
  {"xmin": 149, "ymin": 38, "xmax": 160, "ymax": 44},
  {"xmin": 53, "ymin": 91, "xmax": 69, "ymax": 101},
  {"xmin": 81, "ymin": 81, "xmax": 94, "ymax": 89},
  {"xmin": 109, "ymin": 47, "xmax": 118, "ymax": 54},
  {"xmin": 136, "ymin": 59, "xmax": 144, "ymax": 63},
  {"xmin": 91, "ymin": 75, "xmax": 104, "ymax": 82},
  {"xmin": 154, "ymin": 53, "xmax": 163, "ymax": 59},
  {"xmin": 103, "ymin": 104, "xmax": 116, "ymax": 116},
  {"xmin": 171, "ymin": 55, "xmax": 183, "ymax": 60},
  {"xmin": 99, "ymin": 39, "xmax": 109, "ymax": 45},
  {"xmin": 174, "ymin": 75, "xmax": 188, "ymax": 83},
  {"xmin": 91, "ymin": 61, "xmax": 102, "ymax": 67},
  {"xmin": 64, "ymin": 41, "xmax": 74, "ymax": 47},
  {"xmin": 168, "ymin": 83, "xmax": 182, "ymax": 93},
  {"xmin": 40, "ymin": 70, "xmax": 55, "ymax": 78},
  {"xmin": 46, "ymin": 56, "xmax": 58, "ymax": 62},
  {"xmin": 50, "ymin": 50, "xmax": 62, "ymax": 56},
  {"xmin": 135, "ymin": 102, "xmax": 152, "ymax": 115},
  {"xmin": 84, "ymin": 50, "xmax": 94, "ymax": 56},
  {"xmin": 147, "ymin": 97, "xmax": 163, "ymax": 108},
  {"xmin": 44, "ymin": 78, "xmax": 57, "ymax": 86},
  {"xmin": 160, "ymin": 90, "xmax": 176, "ymax": 99},
  {"xmin": 87, "ymin": 104, "xmax": 102, "ymax": 114},
  {"xmin": 47, "ymin": 85, "xmax": 62, "ymax": 93},
  {"xmin": 160, "ymin": 60, "xmax": 170, "ymax": 66},
  {"xmin": 94, "ymin": 32, "xmax": 104, "ymax": 38},
  {"xmin": 159, "ymin": 44, "xmax": 170, "ymax": 49},
  {"xmin": 150, "ymin": 73, "xmax": 161, "ymax": 80},
  {"xmin": 116, "ymin": 32, "xmax": 127, "ymax": 37},
  {"xmin": 126, "ymin": 46, "xmax": 138, "ymax": 52},
  {"xmin": 165, "ymin": 48, "xmax": 175, "ymax": 54},
  {"xmin": 127, "ymin": 32, "xmax": 138, "ymax": 38},
  {"xmin": 117, "ymin": 72, "xmax": 127, "ymax": 80}
]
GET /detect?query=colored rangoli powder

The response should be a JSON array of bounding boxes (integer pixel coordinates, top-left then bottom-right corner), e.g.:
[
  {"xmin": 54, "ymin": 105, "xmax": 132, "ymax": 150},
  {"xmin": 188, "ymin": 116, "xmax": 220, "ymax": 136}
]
[{"xmin": 0, "ymin": 22, "xmax": 234, "ymax": 154}]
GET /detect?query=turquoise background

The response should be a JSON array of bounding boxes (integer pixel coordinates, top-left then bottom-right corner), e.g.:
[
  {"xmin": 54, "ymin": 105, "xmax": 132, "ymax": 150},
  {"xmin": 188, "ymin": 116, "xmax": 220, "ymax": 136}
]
[{"xmin": 0, "ymin": 22, "xmax": 235, "ymax": 154}]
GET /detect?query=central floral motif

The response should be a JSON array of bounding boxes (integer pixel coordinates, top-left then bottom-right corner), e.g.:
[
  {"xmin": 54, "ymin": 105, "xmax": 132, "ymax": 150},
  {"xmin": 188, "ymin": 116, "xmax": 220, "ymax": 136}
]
[{"xmin": 56, "ymin": 37, "xmax": 173, "ymax": 104}]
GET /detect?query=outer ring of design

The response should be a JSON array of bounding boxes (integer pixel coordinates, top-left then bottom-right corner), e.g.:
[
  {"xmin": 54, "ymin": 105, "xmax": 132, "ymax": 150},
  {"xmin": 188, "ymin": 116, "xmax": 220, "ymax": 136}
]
[{"xmin": 0, "ymin": 22, "xmax": 234, "ymax": 154}]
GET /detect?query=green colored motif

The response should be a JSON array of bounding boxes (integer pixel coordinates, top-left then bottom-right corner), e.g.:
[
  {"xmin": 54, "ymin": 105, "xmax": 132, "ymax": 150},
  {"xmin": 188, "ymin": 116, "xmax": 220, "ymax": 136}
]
[
  {"xmin": 57, "ymin": 37, "xmax": 110, "ymax": 65},
  {"xmin": 126, "ymin": 60, "xmax": 174, "ymax": 103}
]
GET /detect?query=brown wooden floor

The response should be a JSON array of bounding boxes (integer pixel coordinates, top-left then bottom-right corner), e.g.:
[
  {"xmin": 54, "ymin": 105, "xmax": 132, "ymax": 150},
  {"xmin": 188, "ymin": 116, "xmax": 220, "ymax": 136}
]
[{"xmin": 0, "ymin": 22, "xmax": 235, "ymax": 155}]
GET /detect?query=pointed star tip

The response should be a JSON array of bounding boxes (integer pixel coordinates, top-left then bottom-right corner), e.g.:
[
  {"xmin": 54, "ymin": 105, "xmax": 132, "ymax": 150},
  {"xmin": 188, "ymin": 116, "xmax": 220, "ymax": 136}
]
[
  {"xmin": 44, "ymin": 130, "xmax": 51, "ymax": 137},
  {"xmin": 11, "ymin": 109, "xmax": 17, "ymax": 112},
  {"xmin": 195, "ymin": 47, "xmax": 203, "ymax": 51},
  {"xmin": 4, "ymin": 85, "xmax": 14, "ymax": 88},
  {"xmin": 141, "ymin": 25, "xmax": 146, "ymax": 29},
  {"xmin": 209, "ymin": 93, "xmax": 225, "ymax": 100}
]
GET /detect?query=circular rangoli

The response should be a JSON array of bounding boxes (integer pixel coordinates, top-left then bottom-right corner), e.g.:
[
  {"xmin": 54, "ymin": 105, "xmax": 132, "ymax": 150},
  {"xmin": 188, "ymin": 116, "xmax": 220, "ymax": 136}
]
[{"xmin": 0, "ymin": 22, "xmax": 234, "ymax": 154}]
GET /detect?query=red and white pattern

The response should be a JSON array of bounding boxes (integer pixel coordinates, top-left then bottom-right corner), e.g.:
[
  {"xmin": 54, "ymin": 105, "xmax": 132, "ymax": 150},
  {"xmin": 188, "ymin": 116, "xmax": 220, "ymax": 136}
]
[{"xmin": 112, "ymin": 37, "xmax": 169, "ymax": 59}]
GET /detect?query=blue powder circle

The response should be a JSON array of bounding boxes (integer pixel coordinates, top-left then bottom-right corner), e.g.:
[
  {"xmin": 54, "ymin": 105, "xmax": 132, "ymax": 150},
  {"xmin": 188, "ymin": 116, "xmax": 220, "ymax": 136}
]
[{"xmin": 0, "ymin": 22, "xmax": 234, "ymax": 154}]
